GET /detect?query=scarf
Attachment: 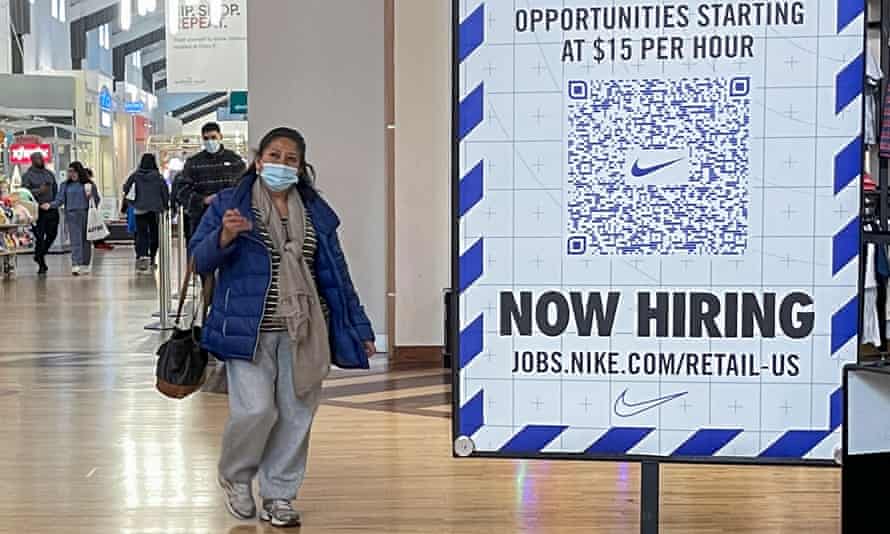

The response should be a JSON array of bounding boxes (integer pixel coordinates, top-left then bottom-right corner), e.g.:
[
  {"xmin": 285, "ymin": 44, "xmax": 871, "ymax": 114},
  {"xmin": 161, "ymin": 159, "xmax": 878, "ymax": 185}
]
[{"xmin": 252, "ymin": 179, "xmax": 331, "ymax": 393}]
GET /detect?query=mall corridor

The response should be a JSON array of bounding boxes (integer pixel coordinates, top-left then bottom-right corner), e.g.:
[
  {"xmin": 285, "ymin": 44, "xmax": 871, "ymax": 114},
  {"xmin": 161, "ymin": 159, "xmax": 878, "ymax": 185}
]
[{"xmin": 0, "ymin": 250, "xmax": 842, "ymax": 533}]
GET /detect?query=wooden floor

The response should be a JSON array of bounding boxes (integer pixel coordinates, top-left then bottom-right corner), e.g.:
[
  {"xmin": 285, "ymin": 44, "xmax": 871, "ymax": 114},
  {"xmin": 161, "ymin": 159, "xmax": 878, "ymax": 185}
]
[{"xmin": 0, "ymin": 250, "xmax": 841, "ymax": 533}]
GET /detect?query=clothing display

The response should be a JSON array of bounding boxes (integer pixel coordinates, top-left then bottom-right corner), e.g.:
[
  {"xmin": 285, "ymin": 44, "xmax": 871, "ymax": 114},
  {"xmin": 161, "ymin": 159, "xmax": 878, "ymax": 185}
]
[
  {"xmin": 867, "ymin": 50, "xmax": 883, "ymax": 146},
  {"xmin": 863, "ymin": 244, "xmax": 882, "ymax": 347}
]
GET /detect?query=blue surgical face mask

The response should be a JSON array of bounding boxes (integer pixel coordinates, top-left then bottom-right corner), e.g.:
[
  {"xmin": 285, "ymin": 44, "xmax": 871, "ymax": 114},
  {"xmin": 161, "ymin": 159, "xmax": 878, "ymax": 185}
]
[
  {"xmin": 260, "ymin": 163, "xmax": 300, "ymax": 192},
  {"xmin": 204, "ymin": 139, "xmax": 221, "ymax": 154}
]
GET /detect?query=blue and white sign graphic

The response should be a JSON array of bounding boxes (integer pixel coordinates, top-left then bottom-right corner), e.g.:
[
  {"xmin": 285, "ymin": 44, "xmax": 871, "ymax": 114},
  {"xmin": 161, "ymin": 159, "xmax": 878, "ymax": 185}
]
[
  {"xmin": 99, "ymin": 86, "xmax": 113, "ymax": 112},
  {"xmin": 124, "ymin": 101, "xmax": 145, "ymax": 114},
  {"xmin": 454, "ymin": 0, "xmax": 863, "ymax": 462}
]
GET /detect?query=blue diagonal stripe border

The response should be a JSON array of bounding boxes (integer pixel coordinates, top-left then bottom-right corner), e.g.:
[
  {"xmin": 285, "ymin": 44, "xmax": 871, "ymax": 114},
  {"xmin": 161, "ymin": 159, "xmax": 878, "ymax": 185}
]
[
  {"xmin": 834, "ymin": 137, "xmax": 862, "ymax": 194},
  {"xmin": 459, "ymin": 161, "xmax": 484, "ymax": 217},
  {"xmin": 459, "ymin": 238, "xmax": 484, "ymax": 293},
  {"xmin": 458, "ymin": 3, "xmax": 485, "ymax": 63},
  {"xmin": 459, "ymin": 83, "xmax": 484, "ymax": 140},
  {"xmin": 832, "ymin": 216, "xmax": 859, "ymax": 275},
  {"xmin": 831, "ymin": 296, "xmax": 858, "ymax": 354},
  {"xmin": 459, "ymin": 314, "xmax": 484, "ymax": 369},
  {"xmin": 672, "ymin": 429, "xmax": 743, "ymax": 457},
  {"xmin": 500, "ymin": 425, "xmax": 567, "ymax": 453},
  {"xmin": 835, "ymin": 53, "xmax": 864, "ymax": 114},
  {"xmin": 584, "ymin": 427, "xmax": 654, "ymax": 455},
  {"xmin": 837, "ymin": 0, "xmax": 865, "ymax": 33},
  {"xmin": 459, "ymin": 389, "xmax": 484, "ymax": 437},
  {"xmin": 759, "ymin": 430, "xmax": 829, "ymax": 458}
]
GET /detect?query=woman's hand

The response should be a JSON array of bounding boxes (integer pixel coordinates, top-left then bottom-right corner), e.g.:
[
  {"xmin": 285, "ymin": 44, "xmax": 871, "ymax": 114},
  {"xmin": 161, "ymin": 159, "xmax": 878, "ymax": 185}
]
[
  {"xmin": 219, "ymin": 209, "xmax": 252, "ymax": 248},
  {"xmin": 364, "ymin": 341, "xmax": 377, "ymax": 359}
]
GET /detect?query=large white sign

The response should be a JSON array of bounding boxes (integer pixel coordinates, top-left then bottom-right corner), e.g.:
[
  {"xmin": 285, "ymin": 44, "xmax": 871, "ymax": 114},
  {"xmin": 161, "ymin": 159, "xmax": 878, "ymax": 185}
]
[
  {"xmin": 165, "ymin": 0, "xmax": 246, "ymax": 92},
  {"xmin": 454, "ymin": 0, "xmax": 864, "ymax": 462}
]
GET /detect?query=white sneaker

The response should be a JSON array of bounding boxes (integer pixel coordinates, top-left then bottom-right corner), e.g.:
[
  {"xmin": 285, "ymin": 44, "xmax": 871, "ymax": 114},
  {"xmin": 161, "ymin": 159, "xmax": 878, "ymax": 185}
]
[{"xmin": 72, "ymin": 266, "xmax": 80, "ymax": 276}]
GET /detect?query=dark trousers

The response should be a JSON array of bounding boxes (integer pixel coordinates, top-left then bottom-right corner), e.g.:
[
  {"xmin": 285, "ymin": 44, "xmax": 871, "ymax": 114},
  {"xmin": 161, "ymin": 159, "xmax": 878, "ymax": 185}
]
[
  {"xmin": 33, "ymin": 208, "xmax": 60, "ymax": 263},
  {"xmin": 134, "ymin": 212, "xmax": 160, "ymax": 260}
]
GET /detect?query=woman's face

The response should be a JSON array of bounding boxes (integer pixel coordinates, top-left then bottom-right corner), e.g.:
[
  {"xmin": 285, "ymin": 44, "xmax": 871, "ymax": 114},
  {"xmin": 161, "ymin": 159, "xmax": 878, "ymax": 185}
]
[
  {"xmin": 256, "ymin": 137, "xmax": 301, "ymax": 175},
  {"xmin": 68, "ymin": 168, "xmax": 79, "ymax": 181}
]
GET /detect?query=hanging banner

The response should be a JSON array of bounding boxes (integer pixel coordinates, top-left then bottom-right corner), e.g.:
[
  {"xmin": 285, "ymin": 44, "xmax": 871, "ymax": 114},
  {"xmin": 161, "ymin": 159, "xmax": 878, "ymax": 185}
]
[
  {"xmin": 453, "ymin": 0, "xmax": 865, "ymax": 463},
  {"xmin": 165, "ymin": 0, "xmax": 247, "ymax": 92}
]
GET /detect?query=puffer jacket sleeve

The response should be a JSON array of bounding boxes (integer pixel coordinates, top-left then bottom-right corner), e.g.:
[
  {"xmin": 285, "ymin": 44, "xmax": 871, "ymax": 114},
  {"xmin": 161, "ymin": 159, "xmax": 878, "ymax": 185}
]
[
  {"xmin": 329, "ymin": 229, "xmax": 375, "ymax": 342},
  {"xmin": 189, "ymin": 194, "xmax": 236, "ymax": 275}
]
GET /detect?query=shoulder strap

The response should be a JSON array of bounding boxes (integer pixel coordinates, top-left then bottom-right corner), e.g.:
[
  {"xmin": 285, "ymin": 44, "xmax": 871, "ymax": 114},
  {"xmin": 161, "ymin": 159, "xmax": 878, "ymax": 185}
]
[{"xmin": 175, "ymin": 261, "xmax": 194, "ymax": 322}]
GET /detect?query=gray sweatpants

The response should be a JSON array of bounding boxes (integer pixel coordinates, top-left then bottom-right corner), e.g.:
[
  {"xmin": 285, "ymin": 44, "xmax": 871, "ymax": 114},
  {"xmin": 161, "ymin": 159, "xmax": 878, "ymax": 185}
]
[
  {"xmin": 65, "ymin": 209, "xmax": 91, "ymax": 266},
  {"xmin": 219, "ymin": 331, "xmax": 321, "ymax": 500}
]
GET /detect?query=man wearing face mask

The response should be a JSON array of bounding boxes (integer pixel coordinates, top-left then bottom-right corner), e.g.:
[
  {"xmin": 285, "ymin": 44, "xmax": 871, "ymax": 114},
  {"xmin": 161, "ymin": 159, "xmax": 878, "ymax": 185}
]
[
  {"xmin": 176, "ymin": 122, "xmax": 246, "ymax": 242},
  {"xmin": 21, "ymin": 152, "xmax": 59, "ymax": 274}
]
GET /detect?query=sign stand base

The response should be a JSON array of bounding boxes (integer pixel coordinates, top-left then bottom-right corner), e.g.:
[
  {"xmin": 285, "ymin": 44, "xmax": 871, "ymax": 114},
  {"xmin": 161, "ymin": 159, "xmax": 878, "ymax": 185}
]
[{"xmin": 640, "ymin": 461, "xmax": 659, "ymax": 534}]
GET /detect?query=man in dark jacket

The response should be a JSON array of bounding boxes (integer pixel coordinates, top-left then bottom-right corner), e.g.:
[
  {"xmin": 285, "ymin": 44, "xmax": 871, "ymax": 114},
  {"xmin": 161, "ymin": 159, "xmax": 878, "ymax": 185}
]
[
  {"xmin": 176, "ymin": 122, "xmax": 245, "ymax": 242},
  {"xmin": 21, "ymin": 152, "xmax": 58, "ymax": 274}
]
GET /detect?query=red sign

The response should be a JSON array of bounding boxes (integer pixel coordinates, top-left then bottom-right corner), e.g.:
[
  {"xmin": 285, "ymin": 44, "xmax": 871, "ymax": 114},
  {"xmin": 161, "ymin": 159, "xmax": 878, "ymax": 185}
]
[
  {"xmin": 9, "ymin": 143, "xmax": 52, "ymax": 166},
  {"xmin": 134, "ymin": 116, "xmax": 151, "ymax": 142}
]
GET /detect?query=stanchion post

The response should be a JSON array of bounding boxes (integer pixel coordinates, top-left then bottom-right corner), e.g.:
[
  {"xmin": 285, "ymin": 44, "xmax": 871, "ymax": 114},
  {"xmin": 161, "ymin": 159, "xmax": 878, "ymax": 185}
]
[{"xmin": 145, "ymin": 210, "xmax": 175, "ymax": 331}]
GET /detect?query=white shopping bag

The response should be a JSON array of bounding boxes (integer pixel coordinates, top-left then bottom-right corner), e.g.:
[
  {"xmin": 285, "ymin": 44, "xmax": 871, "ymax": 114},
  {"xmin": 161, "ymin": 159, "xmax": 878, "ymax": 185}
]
[
  {"xmin": 126, "ymin": 182, "xmax": 137, "ymax": 201},
  {"xmin": 86, "ymin": 204, "xmax": 110, "ymax": 241}
]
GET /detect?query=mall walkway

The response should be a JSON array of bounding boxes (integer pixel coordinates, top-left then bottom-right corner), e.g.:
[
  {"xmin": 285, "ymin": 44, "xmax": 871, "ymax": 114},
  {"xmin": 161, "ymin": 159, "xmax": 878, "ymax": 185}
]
[{"xmin": 0, "ymin": 250, "xmax": 840, "ymax": 533}]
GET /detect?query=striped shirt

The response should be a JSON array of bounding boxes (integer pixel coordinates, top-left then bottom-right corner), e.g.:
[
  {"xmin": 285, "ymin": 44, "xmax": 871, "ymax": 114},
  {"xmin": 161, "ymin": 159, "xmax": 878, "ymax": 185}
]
[{"xmin": 252, "ymin": 207, "xmax": 325, "ymax": 331}]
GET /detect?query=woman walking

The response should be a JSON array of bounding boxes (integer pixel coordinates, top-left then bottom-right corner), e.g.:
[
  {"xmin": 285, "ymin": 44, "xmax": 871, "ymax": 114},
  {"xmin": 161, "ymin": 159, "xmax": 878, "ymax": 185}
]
[
  {"xmin": 189, "ymin": 127, "xmax": 375, "ymax": 528},
  {"xmin": 124, "ymin": 154, "xmax": 170, "ymax": 271},
  {"xmin": 42, "ymin": 161, "xmax": 101, "ymax": 276}
]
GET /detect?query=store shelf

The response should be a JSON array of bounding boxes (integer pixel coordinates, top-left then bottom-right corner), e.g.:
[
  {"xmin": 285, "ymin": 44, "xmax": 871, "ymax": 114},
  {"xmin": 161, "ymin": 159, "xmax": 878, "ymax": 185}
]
[{"xmin": 0, "ymin": 248, "xmax": 34, "ymax": 257}]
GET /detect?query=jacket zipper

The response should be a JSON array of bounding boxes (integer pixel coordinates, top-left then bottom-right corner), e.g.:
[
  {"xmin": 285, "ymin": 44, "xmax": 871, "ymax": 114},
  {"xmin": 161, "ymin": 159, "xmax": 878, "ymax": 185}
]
[{"xmin": 244, "ymin": 232, "xmax": 273, "ymax": 360}]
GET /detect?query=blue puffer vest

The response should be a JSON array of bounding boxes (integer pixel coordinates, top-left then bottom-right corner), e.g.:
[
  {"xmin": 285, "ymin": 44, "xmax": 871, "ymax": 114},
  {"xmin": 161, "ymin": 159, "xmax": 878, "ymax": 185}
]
[{"xmin": 188, "ymin": 173, "xmax": 374, "ymax": 369}]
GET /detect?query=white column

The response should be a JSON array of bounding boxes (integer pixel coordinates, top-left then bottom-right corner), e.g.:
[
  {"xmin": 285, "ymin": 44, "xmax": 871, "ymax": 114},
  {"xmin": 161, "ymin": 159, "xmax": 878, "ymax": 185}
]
[
  {"xmin": 247, "ymin": 0, "xmax": 387, "ymax": 337},
  {"xmin": 393, "ymin": 0, "xmax": 451, "ymax": 347}
]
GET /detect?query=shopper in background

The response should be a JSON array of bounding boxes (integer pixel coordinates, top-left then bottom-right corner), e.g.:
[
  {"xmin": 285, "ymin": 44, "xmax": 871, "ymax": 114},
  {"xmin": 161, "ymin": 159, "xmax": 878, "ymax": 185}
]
[
  {"xmin": 124, "ymin": 153, "xmax": 170, "ymax": 272},
  {"xmin": 42, "ymin": 161, "xmax": 101, "ymax": 276},
  {"xmin": 22, "ymin": 152, "xmax": 58, "ymax": 275},
  {"xmin": 176, "ymin": 122, "xmax": 245, "ymax": 242},
  {"xmin": 190, "ymin": 127, "xmax": 375, "ymax": 528}
]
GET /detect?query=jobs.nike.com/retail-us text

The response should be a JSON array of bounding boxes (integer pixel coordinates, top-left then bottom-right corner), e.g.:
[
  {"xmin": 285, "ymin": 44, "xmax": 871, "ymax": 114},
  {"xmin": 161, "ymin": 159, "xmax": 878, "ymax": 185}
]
[{"xmin": 511, "ymin": 351, "xmax": 800, "ymax": 378}]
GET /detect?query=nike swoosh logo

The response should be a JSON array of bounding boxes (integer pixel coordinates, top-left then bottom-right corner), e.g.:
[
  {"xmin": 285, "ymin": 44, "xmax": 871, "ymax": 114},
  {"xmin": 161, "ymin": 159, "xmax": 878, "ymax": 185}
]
[
  {"xmin": 630, "ymin": 158, "xmax": 684, "ymax": 178},
  {"xmin": 613, "ymin": 389, "xmax": 688, "ymax": 417}
]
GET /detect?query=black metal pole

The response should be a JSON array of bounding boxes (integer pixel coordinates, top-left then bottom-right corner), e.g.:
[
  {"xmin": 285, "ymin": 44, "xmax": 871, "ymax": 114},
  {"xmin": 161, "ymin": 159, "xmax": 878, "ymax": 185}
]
[{"xmin": 640, "ymin": 461, "xmax": 660, "ymax": 534}]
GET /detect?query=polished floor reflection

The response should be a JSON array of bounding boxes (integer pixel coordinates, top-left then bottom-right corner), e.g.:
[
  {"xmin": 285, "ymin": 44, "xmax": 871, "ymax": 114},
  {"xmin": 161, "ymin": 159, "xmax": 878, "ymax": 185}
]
[{"xmin": 0, "ymin": 251, "xmax": 840, "ymax": 533}]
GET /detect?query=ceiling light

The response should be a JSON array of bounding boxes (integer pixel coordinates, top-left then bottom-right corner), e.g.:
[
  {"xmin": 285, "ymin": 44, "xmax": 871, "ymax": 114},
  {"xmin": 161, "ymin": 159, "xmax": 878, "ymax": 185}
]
[{"xmin": 120, "ymin": 0, "xmax": 132, "ymax": 30}]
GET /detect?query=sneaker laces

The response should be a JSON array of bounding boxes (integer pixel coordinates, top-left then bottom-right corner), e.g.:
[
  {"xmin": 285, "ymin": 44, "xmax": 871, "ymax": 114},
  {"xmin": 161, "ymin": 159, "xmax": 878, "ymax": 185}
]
[{"xmin": 265, "ymin": 499, "xmax": 299, "ymax": 517}]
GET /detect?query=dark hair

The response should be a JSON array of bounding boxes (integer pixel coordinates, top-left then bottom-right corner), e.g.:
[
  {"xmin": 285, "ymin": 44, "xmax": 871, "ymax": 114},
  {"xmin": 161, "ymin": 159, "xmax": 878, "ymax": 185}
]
[
  {"xmin": 86, "ymin": 168, "xmax": 94, "ymax": 178},
  {"xmin": 201, "ymin": 122, "xmax": 221, "ymax": 136},
  {"xmin": 139, "ymin": 153, "xmax": 159, "ymax": 171},
  {"xmin": 247, "ymin": 127, "xmax": 317, "ymax": 200},
  {"xmin": 67, "ymin": 161, "xmax": 93, "ymax": 184}
]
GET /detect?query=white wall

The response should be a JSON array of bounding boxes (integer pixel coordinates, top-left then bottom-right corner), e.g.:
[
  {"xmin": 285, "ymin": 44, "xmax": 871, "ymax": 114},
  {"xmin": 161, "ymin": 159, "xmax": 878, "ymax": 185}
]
[
  {"xmin": 247, "ymin": 0, "xmax": 387, "ymax": 337},
  {"xmin": 393, "ymin": 0, "xmax": 451, "ymax": 347},
  {"xmin": 23, "ymin": 0, "xmax": 71, "ymax": 73}
]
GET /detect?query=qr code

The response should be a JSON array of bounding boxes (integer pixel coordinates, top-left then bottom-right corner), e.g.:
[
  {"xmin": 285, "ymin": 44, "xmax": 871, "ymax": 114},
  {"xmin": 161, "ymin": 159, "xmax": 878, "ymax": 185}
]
[{"xmin": 566, "ymin": 77, "xmax": 751, "ymax": 256}]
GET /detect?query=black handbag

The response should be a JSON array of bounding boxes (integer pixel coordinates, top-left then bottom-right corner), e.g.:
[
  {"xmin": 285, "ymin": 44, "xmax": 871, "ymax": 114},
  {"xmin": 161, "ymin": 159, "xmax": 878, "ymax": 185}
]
[{"xmin": 155, "ymin": 262, "xmax": 213, "ymax": 399}]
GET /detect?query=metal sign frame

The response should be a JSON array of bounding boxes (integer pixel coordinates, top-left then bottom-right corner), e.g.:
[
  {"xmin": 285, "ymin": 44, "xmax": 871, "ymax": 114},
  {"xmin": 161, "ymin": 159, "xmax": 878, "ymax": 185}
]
[{"xmin": 450, "ymin": 0, "xmax": 867, "ymax": 467}]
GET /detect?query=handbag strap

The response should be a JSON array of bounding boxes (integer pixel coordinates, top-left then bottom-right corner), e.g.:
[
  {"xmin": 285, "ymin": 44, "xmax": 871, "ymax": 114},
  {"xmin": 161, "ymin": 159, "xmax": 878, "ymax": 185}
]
[{"xmin": 175, "ymin": 260, "xmax": 194, "ymax": 322}]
